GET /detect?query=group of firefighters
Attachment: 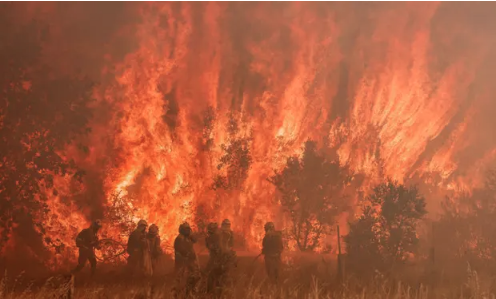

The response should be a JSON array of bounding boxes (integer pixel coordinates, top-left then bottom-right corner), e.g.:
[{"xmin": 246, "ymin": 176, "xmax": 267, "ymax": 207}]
[{"xmin": 71, "ymin": 218, "xmax": 284, "ymax": 294}]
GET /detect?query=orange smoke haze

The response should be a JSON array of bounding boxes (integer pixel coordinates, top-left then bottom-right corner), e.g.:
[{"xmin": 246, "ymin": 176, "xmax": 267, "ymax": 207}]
[{"xmin": 3, "ymin": 2, "xmax": 496, "ymax": 269}]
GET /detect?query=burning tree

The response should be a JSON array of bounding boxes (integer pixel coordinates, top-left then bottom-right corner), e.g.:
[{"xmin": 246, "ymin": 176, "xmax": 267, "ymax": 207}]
[
  {"xmin": 0, "ymin": 13, "xmax": 93, "ymax": 257},
  {"xmin": 213, "ymin": 113, "xmax": 252, "ymax": 191},
  {"xmin": 434, "ymin": 170, "xmax": 496, "ymax": 272},
  {"xmin": 344, "ymin": 180, "xmax": 427, "ymax": 278},
  {"xmin": 268, "ymin": 140, "xmax": 350, "ymax": 251}
]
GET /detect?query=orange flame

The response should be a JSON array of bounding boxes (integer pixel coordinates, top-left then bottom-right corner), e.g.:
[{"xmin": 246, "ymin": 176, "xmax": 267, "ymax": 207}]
[{"xmin": 8, "ymin": 3, "xmax": 496, "ymax": 267}]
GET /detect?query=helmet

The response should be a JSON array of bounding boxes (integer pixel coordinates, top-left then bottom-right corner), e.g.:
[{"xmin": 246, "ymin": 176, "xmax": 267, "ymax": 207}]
[
  {"xmin": 91, "ymin": 219, "xmax": 102, "ymax": 229},
  {"xmin": 207, "ymin": 222, "xmax": 218, "ymax": 234},
  {"xmin": 264, "ymin": 222, "xmax": 275, "ymax": 232},
  {"xmin": 149, "ymin": 224, "xmax": 159, "ymax": 234},
  {"xmin": 137, "ymin": 219, "xmax": 148, "ymax": 228},
  {"xmin": 179, "ymin": 222, "xmax": 192, "ymax": 236},
  {"xmin": 221, "ymin": 219, "xmax": 231, "ymax": 228}
]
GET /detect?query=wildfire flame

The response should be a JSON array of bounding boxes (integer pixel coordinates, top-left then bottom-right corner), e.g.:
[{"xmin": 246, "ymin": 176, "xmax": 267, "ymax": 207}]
[{"xmin": 4, "ymin": 2, "xmax": 496, "ymax": 268}]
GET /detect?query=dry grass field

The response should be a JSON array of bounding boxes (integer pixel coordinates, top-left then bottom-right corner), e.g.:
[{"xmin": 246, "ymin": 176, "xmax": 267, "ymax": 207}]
[{"xmin": 1, "ymin": 253, "xmax": 495, "ymax": 299}]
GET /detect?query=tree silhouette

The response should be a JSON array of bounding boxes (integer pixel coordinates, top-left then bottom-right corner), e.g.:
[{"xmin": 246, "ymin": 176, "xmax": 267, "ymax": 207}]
[
  {"xmin": 212, "ymin": 113, "xmax": 252, "ymax": 191},
  {"xmin": 345, "ymin": 180, "xmax": 427, "ymax": 277},
  {"xmin": 434, "ymin": 170, "xmax": 496, "ymax": 271},
  {"xmin": 269, "ymin": 140, "xmax": 350, "ymax": 251},
  {"xmin": 0, "ymin": 11, "xmax": 93, "ymax": 256}
]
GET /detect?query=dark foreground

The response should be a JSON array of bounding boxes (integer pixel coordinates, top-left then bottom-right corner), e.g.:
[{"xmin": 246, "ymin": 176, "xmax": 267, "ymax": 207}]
[{"xmin": 0, "ymin": 253, "xmax": 493, "ymax": 298}]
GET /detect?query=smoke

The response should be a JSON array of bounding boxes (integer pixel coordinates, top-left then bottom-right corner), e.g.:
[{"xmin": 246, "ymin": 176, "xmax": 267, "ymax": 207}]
[{"xmin": 3, "ymin": 2, "xmax": 496, "ymax": 266}]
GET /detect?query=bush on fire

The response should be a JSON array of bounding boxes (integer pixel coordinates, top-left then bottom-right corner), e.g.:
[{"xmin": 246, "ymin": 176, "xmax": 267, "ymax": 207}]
[
  {"xmin": 0, "ymin": 10, "xmax": 93, "ymax": 258},
  {"xmin": 344, "ymin": 180, "xmax": 427, "ymax": 279},
  {"xmin": 269, "ymin": 140, "xmax": 351, "ymax": 252},
  {"xmin": 434, "ymin": 170, "xmax": 496, "ymax": 274}
]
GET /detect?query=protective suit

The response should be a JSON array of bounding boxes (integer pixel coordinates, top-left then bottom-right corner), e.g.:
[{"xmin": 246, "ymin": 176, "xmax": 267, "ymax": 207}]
[
  {"xmin": 147, "ymin": 224, "xmax": 162, "ymax": 272},
  {"xmin": 173, "ymin": 222, "xmax": 199, "ymax": 296},
  {"xmin": 205, "ymin": 222, "xmax": 222, "ymax": 294},
  {"xmin": 72, "ymin": 220, "xmax": 102, "ymax": 276},
  {"xmin": 262, "ymin": 222, "xmax": 283, "ymax": 284},
  {"xmin": 127, "ymin": 219, "xmax": 152, "ymax": 277}
]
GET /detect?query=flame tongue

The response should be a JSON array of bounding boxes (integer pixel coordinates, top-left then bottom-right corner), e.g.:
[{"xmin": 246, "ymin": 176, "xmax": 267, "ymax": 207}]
[{"xmin": 6, "ymin": 3, "xmax": 496, "ymax": 267}]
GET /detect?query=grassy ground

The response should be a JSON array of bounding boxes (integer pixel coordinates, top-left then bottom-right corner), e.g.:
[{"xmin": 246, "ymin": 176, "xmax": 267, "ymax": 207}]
[{"xmin": 1, "ymin": 253, "xmax": 494, "ymax": 298}]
